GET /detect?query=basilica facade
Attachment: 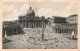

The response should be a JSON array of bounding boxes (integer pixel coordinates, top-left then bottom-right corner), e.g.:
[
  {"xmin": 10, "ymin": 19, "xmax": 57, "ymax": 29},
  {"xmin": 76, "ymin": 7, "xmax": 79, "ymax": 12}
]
[{"xmin": 18, "ymin": 6, "xmax": 48, "ymax": 28}]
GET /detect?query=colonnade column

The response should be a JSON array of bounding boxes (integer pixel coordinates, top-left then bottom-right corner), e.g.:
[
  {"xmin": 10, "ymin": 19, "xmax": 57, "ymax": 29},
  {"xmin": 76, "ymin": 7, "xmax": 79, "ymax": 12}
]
[
  {"xmin": 60, "ymin": 29, "xmax": 62, "ymax": 34},
  {"xmin": 67, "ymin": 29, "xmax": 69, "ymax": 34},
  {"xmin": 55, "ymin": 28, "xmax": 74, "ymax": 34}
]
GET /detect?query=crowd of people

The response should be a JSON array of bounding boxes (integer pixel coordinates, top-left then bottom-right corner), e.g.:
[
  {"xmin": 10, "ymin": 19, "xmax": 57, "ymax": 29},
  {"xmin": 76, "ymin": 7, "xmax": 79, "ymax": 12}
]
[{"xmin": 3, "ymin": 27, "xmax": 77, "ymax": 49}]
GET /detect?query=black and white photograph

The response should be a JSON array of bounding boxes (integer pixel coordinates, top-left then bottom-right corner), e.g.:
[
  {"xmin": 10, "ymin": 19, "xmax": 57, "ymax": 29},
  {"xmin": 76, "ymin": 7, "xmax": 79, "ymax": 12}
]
[{"xmin": 2, "ymin": 0, "xmax": 78, "ymax": 49}]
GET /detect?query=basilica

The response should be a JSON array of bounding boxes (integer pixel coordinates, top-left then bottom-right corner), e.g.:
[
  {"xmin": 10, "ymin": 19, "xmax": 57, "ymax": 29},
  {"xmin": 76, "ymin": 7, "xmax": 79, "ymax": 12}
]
[
  {"xmin": 2, "ymin": 6, "xmax": 78, "ymax": 37},
  {"xmin": 18, "ymin": 6, "xmax": 48, "ymax": 28}
]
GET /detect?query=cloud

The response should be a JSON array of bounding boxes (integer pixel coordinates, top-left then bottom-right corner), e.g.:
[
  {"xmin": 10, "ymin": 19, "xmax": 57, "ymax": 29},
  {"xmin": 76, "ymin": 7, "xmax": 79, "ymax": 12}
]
[
  {"xmin": 38, "ymin": 8, "xmax": 54, "ymax": 18},
  {"xmin": 19, "ymin": 4, "xmax": 30, "ymax": 15},
  {"xmin": 3, "ymin": 2, "xmax": 77, "ymax": 21},
  {"xmin": 3, "ymin": 4, "xmax": 30, "ymax": 21},
  {"xmin": 3, "ymin": 4, "xmax": 15, "ymax": 13}
]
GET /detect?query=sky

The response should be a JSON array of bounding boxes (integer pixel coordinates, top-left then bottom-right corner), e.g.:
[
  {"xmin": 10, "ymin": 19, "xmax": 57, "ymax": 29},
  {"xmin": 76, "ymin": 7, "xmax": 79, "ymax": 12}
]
[{"xmin": 3, "ymin": 0, "xmax": 78, "ymax": 21}]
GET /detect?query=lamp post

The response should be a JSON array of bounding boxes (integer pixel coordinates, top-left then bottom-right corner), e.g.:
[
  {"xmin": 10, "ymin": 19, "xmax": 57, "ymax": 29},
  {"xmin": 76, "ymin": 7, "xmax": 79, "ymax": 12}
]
[{"xmin": 42, "ymin": 21, "xmax": 44, "ymax": 41}]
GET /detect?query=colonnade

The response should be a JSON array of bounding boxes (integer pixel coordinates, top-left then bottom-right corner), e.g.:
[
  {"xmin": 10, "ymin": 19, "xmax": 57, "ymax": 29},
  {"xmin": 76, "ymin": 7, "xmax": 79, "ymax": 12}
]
[{"xmin": 55, "ymin": 28, "xmax": 77, "ymax": 34}]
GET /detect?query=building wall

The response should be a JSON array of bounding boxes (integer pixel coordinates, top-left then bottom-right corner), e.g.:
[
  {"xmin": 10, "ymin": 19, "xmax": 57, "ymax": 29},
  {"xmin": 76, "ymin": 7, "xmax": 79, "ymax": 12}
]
[
  {"xmin": 48, "ymin": 15, "xmax": 78, "ymax": 35},
  {"xmin": 52, "ymin": 23, "xmax": 77, "ymax": 35},
  {"xmin": 2, "ymin": 21, "xmax": 24, "ymax": 36},
  {"xmin": 18, "ymin": 6, "xmax": 48, "ymax": 28},
  {"xmin": 54, "ymin": 17, "xmax": 66, "ymax": 23},
  {"xmin": 66, "ymin": 14, "xmax": 78, "ymax": 24}
]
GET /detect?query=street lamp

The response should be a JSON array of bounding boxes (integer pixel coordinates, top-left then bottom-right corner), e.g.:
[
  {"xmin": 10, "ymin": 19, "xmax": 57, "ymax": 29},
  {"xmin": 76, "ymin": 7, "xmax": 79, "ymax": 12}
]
[{"xmin": 42, "ymin": 21, "xmax": 45, "ymax": 41}]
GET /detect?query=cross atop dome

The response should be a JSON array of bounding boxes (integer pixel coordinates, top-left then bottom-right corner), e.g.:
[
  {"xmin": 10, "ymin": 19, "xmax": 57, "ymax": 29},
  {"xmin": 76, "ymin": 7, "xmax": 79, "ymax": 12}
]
[{"xmin": 30, "ymin": 5, "xmax": 32, "ymax": 9}]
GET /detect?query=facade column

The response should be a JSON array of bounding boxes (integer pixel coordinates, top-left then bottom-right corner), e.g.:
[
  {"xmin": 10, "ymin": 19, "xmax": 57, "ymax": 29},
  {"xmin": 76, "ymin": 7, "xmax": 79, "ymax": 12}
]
[
  {"xmin": 40, "ymin": 22, "xmax": 41, "ymax": 28},
  {"xmin": 67, "ymin": 29, "xmax": 69, "ymax": 34},
  {"xmin": 16, "ymin": 29, "xmax": 18, "ymax": 34},
  {"xmin": 59, "ymin": 29, "xmax": 60, "ymax": 34},
  {"xmin": 39, "ymin": 22, "xmax": 40, "ymax": 28},
  {"xmin": 25, "ymin": 22, "xmax": 26, "ymax": 28},
  {"xmin": 63, "ymin": 29, "xmax": 65, "ymax": 34},
  {"xmin": 44, "ymin": 21, "xmax": 45, "ymax": 28},
  {"xmin": 62, "ymin": 29, "xmax": 63, "ymax": 33},
  {"xmin": 64, "ymin": 29, "xmax": 66, "ymax": 33},
  {"xmin": 65, "ymin": 29, "xmax": 66, "ymax": 34},
  {"xmin": 26, "ymin": 22, "xmax": 28, "ymax": 28},
  {"xmin": 22, "ymin": 22, "xmax": 23, "ymax": 28},
  {"xmin": 23, "ymin": 22, "xmax": 24, "ymax": 28},
  {"xmin": 66, "ymin": 29, "xmax": 68, "ymax": 34},
  {"xmin": 57, "ymin": 29, "xmax": 58, "ymax": 33},
  {"xmin": 56, "ymin": 29, "xmax": 57, "ymax": 33},
  {"xmin": 35, "ymin": 22, "xmax": 36, "ymax": 28},
  {"xmin": 67, "ymin": 29, "xmax": 68, "ymax": 34},
  {"xmin": 28, "ymin": 22, "xmax": 29, "ymax": 28},
  {"xmin": 57, "ymin": 29, "xmax": 59, "ymax": 33},
  {"xmin": 60, "ymin": 29, "xmax": 61, "ymax": 34},
  {"xmin": 73, "ymin": 29, "xmax": 75, "ymax": 34},
  {"xmin": 38, "ymin": 22, "xmax": 39, "ymax": 28},
  {"xmin": 27, "ymin": 22, "xmax": 28, "ymax": 28},
  {"xmin": 48, "ymin": 22, "xmax": 49, "ymax": 25},
  {"xmin": 29, "ymin": 22, "xmax": 30, "ymax": 28},
  {"xmin": 30, "ymin": 22, "xmax": 31, "ymax": 28},
  {"xmin": 43, "ymin": 21, "xmax": 44, "ymax": 28},
  {"xmin": 37, "ymin": 22, "xmax": 38, "ymax": 28},
  {"xmin": 34, "ymin": 22, "xmax": 35, "ymax": 28},
  {"xmin": 32, "ymin": 22, "xmax": 33, "ymax": 28},
  {"xmin": 58, "ymin": 29, "xmax": 59, "ymax": 33},
  {"xmin": 60, "ymin": 29, "xmax": 62, "ymax": 34},
  {"xmin": 42, "ymin": 21, "xmax": 43, "ymax": 28},
  {"xmin": 68, "ymin": 29, "xmax": 70, "ymax": 34},
  {"xmin": 33, "ymin": 22, "xmax": 34, "ymax": 28},
  {"xmin": 30, "ymin": 22, "xmax": 32, "ymax": 28},
  {"xmin": 69, "ymin": 29, "xmax": 71, "ymax": 34},
  {"xmin": 44, "ymin": 22, "xmax": 46, "ymax": 28}
]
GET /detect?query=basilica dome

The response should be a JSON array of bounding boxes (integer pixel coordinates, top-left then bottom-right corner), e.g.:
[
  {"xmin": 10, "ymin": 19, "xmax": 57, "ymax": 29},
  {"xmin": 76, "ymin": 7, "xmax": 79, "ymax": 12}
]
[{"xmin": 26, "ymin": 6, "xmax": 35, "ymax": 17}]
